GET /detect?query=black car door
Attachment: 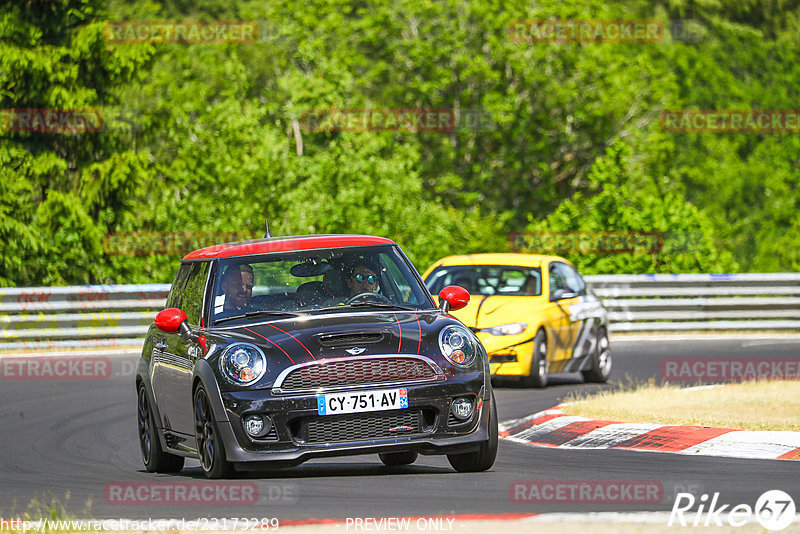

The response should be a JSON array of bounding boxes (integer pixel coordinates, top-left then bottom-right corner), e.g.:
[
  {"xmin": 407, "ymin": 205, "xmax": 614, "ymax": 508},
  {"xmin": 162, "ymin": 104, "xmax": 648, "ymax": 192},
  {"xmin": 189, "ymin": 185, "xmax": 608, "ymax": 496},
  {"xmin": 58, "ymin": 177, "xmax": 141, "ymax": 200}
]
[
  {"xmin": 151, "ymin": 263, "xmax": 190, "ymax": 429},
  {"xmin": 152, "ymin": 260, "xmax": 211, "ymax": 437}
]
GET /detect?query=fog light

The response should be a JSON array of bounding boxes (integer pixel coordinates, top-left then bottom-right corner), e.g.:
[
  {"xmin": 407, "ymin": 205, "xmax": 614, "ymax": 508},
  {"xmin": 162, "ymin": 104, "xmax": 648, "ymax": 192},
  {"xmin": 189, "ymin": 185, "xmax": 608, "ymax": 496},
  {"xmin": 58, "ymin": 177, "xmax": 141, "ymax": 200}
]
[
  {"xmin": 451, "ymin": 397, "xmax": 475, "ymax": 421},
  {"xmin": 243, "ymin": 415, "xmax": 272, "ymax": 438}
]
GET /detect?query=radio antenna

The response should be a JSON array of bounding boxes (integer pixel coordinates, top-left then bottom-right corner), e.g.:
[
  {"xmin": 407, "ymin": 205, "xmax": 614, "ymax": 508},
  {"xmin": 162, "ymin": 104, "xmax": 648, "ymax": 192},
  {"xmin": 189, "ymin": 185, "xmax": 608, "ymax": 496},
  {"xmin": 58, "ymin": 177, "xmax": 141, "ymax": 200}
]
[{"xmin": 264, "ymin": 219, "xmax": 272, "ymax": 238}]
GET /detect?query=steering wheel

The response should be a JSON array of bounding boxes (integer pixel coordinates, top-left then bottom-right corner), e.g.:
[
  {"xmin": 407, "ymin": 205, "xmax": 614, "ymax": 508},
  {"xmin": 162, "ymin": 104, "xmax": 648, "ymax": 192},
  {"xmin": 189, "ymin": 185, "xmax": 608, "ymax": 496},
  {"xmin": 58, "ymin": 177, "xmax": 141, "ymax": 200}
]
[{"xmin": 346, "ymin": 292, "xmax": 392, "ymax": 305}]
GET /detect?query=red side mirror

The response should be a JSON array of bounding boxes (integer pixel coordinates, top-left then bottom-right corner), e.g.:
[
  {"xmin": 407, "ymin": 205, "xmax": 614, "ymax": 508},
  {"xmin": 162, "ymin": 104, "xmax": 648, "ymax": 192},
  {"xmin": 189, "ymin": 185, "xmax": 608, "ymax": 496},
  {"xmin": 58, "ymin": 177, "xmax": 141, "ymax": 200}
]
[
  {"xmin": 439, "ymin": 285, "xmax": 470, "ymax": 312},
  {"xmin": 155, "ymin": 308, "xmax": 188, "ymax": 333}
]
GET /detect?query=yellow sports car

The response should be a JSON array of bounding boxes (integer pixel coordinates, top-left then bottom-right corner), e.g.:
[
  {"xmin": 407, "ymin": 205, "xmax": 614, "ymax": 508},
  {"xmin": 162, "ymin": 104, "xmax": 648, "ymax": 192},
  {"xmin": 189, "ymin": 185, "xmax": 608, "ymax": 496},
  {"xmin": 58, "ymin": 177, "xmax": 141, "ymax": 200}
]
[{"xmin": 422, "ymin": 253, "xmax": 611, "ymax": 387}]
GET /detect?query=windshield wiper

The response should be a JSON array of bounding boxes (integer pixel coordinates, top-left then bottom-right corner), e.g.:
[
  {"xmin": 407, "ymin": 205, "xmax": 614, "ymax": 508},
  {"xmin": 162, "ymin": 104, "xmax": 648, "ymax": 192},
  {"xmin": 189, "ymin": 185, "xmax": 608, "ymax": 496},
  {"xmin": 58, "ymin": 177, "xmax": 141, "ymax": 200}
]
[
  {"xmin": 315, "ymin": 302, "xmax": 419, "ymax": 313},
  {"xmin": 348, "ymin": 302, "xmax": 419, "ymax": 310},
  {"xmin": 214, "ymin": 310, "xmax": 302, "ymax": 324}
]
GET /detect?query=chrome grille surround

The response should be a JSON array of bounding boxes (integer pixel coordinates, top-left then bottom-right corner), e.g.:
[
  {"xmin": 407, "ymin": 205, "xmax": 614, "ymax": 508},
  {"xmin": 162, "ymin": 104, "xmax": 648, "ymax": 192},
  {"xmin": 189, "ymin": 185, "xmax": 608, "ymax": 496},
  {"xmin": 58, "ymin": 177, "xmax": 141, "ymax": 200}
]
[{"xmin": 272, "ymin": 355, "xmax": 444, "ymax": 394}]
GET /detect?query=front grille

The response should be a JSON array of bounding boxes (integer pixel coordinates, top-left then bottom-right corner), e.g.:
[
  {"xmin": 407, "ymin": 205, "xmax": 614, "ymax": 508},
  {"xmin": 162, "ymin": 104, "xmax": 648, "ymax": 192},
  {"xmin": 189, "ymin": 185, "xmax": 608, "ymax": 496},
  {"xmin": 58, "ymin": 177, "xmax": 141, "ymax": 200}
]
[
  {"xmin": 303, "ymin": 410, "xmax": 421, "ymax": 443},
  {"xmin": 278, "ymin": 357, "xmax": 437, "ymax": 391},
  {"xmin": 318, "ymin": 333, "xmax": 384, "ymax": 347}
]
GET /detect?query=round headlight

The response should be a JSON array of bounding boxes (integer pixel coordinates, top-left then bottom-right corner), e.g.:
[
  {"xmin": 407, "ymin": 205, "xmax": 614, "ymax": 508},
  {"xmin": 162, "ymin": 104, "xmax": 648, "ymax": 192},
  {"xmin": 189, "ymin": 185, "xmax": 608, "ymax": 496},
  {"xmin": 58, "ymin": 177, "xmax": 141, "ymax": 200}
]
[
  {"xmin": 439, "ymin": 326, "xmax": 477, "ymax": 367},
  {"xmin": 219, "ymin": 344, "xmax": 266, "ymax": 386}
]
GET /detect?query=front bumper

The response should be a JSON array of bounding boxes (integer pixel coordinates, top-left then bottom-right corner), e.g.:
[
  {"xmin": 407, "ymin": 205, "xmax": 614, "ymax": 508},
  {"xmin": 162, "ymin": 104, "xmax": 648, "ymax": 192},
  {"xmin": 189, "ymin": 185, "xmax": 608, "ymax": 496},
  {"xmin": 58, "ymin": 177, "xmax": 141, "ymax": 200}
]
[
  {"xmin": 216, "ymin": 372, "xmax": 490, "ymax": 466},
  {"xmin": 484, "ymin": 339, "xmax": 535, "ymax": 377}
]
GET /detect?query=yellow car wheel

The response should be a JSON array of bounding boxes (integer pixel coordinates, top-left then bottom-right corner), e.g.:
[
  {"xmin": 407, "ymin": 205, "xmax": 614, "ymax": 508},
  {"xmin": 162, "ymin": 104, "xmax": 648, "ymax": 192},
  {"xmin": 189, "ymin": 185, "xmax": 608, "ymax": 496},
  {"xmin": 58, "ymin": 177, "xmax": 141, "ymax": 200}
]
[
  {"xmin": 521, "ymin": 329, "xmax": 548, "ymax": 388},
  {"xmin": 581, "ymin": 327, "xmax": 612, "ymax": 383}
]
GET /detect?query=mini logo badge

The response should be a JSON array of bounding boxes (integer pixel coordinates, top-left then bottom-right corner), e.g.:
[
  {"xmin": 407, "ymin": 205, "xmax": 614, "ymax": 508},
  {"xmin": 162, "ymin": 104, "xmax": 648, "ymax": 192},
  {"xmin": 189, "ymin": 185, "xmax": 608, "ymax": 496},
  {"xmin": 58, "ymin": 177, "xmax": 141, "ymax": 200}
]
[{"xmin": 346, "ymin": 347, "xmax": 366, "ymax": 355}]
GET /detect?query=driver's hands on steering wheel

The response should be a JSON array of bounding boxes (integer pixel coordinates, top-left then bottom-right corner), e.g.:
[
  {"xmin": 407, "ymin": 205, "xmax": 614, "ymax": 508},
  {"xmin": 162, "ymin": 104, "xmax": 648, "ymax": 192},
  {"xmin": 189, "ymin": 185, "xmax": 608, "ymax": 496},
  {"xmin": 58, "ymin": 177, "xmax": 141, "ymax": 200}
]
[{"xmin": 346, "ymin": 292, "xmax": 392, "ymax": 305}]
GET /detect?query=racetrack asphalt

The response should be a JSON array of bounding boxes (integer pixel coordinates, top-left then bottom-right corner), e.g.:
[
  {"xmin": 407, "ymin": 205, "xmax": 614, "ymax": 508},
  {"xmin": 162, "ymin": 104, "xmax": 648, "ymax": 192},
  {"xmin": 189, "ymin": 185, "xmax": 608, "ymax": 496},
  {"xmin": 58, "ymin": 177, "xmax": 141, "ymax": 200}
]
[{"xmin": 0, "ymin": 337, "xmax": 798, "ymax": 521}]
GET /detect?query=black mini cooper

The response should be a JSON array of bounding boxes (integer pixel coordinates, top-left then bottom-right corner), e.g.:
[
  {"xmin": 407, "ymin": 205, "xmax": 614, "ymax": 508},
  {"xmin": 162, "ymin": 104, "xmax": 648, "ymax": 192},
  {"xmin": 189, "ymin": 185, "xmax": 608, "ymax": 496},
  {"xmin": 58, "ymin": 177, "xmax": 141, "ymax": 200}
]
[{"xmin": 136, "ymin": 234, "xmax": 497, "ymax": 478}]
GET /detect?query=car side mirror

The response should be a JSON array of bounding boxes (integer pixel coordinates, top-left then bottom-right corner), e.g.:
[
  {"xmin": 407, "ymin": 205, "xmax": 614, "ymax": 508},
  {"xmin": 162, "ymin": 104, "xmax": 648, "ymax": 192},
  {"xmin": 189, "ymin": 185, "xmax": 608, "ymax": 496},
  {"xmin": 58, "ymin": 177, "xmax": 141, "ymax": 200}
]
[
  {"xmin": 550, "ymin": 289, "xmax": 577, "ymax": 302},
  {"xmin": 438, "ymin": 285, "xmax": 470, "ymax": 313},
  {"xmin": 155, "ymin": 308, "xmax": 199, "ymax": 341},
  {"xmin": 155, "ymin": 308, "xmax": 187, "ymax": 333}
]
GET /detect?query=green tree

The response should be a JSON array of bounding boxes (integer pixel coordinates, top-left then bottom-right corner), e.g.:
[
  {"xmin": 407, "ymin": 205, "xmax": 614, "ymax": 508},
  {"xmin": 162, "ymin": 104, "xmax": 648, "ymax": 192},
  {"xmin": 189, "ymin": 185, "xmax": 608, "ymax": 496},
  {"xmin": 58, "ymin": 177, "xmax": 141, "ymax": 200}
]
[
  {"xmin": 0, "ymin": 0, "xmax": 152, "ymax": 285},
  {"xmin": 524, "ymin": 143, "xmax": 738, "ymax": 273}
]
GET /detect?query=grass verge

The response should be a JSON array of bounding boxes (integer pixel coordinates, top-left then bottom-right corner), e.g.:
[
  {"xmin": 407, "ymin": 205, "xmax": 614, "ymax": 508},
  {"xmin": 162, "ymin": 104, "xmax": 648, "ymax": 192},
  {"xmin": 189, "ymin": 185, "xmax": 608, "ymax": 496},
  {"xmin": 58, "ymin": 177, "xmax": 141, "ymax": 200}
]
[
  {"xmin": 560, "ymin": 379, "xmax": 800, "ymax": 431},
  {"xmin": 0, "ymin": 493, "xmax": 94, "ymax": 533}
]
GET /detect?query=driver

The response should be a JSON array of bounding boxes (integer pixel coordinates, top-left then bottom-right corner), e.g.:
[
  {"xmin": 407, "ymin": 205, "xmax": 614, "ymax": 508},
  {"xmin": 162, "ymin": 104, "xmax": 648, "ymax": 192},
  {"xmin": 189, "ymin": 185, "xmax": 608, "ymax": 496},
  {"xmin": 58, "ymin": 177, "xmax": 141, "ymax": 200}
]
[
  {"xmin": 221, "ymin": 263, "xmax": 254, "ymax": 314},
  {"xmin": 346, "ymin": 261, "xmax": 380, "ymax": 297}
]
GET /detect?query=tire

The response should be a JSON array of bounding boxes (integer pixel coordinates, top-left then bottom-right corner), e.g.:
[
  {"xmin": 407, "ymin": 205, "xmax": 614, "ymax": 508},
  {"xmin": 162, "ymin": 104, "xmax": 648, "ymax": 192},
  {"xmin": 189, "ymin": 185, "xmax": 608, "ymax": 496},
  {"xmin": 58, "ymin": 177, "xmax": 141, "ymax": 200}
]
[
  {"xmin": 581, "ymin": 326, "xmax": 612, "ymax": 383},
  {"xmin": 137, "ymin": 384, "xmax": 184, "ymax": 473},
  {"xmin": 521, "ymin": 329, "xmax": 548, "ymax": 388},
  {"xmin": 379, "ymin": 451, "xmax": 419, "ymax": 467},
  {"xmin": 447, "ymin": 392, "xmax": 498, "ymax": 473},
  {"xmin": 194, "ymin": 385, "xmax": 234, "ymax": 479}
]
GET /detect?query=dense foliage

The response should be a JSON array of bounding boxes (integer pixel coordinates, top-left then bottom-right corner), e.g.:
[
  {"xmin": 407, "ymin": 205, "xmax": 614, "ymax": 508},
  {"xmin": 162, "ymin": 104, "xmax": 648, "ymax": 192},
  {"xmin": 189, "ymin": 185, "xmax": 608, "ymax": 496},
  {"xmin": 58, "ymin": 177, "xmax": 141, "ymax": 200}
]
[{"xmin": 2, "ymin": 0, "xmax": 798, "ymax": 285}]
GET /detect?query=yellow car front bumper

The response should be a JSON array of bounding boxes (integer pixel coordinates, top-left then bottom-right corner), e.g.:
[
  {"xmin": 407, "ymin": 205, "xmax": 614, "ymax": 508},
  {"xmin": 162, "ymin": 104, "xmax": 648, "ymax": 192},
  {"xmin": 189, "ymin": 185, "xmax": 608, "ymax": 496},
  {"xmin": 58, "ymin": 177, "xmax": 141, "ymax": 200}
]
[{"xmin": 481, "ymin": 338, "xmax": 536, "ymax": 377}]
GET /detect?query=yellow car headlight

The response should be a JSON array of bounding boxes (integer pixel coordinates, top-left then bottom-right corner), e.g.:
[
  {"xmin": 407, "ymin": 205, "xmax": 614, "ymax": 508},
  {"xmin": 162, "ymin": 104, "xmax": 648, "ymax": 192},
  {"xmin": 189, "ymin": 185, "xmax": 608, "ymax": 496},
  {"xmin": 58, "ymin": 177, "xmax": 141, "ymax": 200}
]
[{"xmin": 481, "ymin": 322, "xmax": 528, "ymax": 336}]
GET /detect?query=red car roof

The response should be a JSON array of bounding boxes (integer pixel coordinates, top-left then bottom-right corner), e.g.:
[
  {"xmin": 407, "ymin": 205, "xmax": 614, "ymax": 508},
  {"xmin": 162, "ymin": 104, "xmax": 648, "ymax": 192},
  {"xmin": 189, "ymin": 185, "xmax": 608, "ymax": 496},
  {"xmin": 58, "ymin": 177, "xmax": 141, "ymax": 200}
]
[{"xmin": 182, "ymin": 234, "xmax": 396, "ymax": 260}]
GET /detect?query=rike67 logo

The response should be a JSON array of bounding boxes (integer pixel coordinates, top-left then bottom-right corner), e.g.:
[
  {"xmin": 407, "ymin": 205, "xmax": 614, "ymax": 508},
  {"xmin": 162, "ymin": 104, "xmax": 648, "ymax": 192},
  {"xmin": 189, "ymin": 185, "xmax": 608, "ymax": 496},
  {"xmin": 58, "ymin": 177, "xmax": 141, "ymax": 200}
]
[{"xmin": 669, "ymin": 490, "xmax": 796, "ymax": 531}]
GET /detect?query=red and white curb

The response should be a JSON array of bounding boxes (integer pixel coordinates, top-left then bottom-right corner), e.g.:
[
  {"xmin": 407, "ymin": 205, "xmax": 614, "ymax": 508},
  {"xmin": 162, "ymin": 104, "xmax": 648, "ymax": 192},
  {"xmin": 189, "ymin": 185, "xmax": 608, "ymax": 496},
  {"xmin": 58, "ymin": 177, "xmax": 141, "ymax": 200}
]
[{"xmin": 500, "ymin": 406, "xmax": 800, "ymax": 461}]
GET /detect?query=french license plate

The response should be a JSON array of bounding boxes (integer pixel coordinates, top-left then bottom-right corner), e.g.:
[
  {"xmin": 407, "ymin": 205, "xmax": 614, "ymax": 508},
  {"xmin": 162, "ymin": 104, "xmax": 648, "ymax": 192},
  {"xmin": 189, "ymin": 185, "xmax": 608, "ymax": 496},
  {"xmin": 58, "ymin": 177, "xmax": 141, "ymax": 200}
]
[{"xmin": 317, "ymin": 388, "xmax": 408, "ymax": 416}]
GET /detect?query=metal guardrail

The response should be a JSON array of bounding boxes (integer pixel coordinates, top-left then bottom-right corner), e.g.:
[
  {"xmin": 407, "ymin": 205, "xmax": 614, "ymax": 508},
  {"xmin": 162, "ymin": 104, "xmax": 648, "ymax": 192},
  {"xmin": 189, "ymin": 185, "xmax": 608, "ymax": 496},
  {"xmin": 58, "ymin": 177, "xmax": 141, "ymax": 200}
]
[
  {"xmin": 0, "ymin": 285, "xmax": 169, "ymax": 350},
  {"xmin": 0, "ymin": 274, "xmax": 798, "ymax": 350},
  {"xmin": 585, "ymin": 273, "xmax": 800, "ymax": 332}
]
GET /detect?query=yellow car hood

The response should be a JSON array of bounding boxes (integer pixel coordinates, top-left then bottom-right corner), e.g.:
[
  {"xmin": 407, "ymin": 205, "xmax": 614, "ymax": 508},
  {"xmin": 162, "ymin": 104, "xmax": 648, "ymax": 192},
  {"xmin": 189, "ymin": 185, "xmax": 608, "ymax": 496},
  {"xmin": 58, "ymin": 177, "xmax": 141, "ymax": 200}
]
[{"xmin": 450, "ymin": 295, "xmax": 546, "ymax": 329}]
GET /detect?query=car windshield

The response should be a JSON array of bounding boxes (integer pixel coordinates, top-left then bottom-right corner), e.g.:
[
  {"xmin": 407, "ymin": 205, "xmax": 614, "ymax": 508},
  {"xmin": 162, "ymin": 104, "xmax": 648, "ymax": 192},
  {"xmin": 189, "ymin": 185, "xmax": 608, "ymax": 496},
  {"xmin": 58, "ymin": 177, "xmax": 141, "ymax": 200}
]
[
  {"xmin": 210, "ymin": 245, "xmax": 434, "ymax": 324},
  {"xmin": 425, "ymin": 265, "xmax": 543, "ymax": 297}
]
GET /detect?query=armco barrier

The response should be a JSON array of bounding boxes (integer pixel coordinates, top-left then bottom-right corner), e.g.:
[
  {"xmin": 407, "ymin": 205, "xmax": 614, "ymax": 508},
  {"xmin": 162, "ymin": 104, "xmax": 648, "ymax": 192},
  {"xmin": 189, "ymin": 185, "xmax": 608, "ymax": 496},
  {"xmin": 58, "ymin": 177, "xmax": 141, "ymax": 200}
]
[
  {"xmin": 0, "ymin": 274, "xmax": 798, "ymax": 350},
  {"xmin": 0, "ymin": 284, "xmax": 169, "ymax": 350},
  {"xmin": 584, "ymin": 273, "xmax": 800, "ymax": 332}
]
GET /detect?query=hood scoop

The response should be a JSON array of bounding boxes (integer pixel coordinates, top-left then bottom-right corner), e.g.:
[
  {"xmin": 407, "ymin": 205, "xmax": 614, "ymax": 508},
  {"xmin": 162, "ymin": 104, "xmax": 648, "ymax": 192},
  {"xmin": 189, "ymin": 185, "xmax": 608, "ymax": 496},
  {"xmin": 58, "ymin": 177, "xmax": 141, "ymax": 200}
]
[{"xmin": 317, "ymin": 332, "xmax": 385, "ymax": 348}]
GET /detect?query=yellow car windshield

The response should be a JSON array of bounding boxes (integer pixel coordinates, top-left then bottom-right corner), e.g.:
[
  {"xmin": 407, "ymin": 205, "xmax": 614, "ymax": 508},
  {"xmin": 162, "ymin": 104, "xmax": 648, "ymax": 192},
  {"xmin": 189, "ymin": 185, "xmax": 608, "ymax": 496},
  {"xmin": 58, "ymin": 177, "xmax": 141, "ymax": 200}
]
[{"xmin": 425, "ymin": 265, "xmax": 542, "ymax": 297}]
